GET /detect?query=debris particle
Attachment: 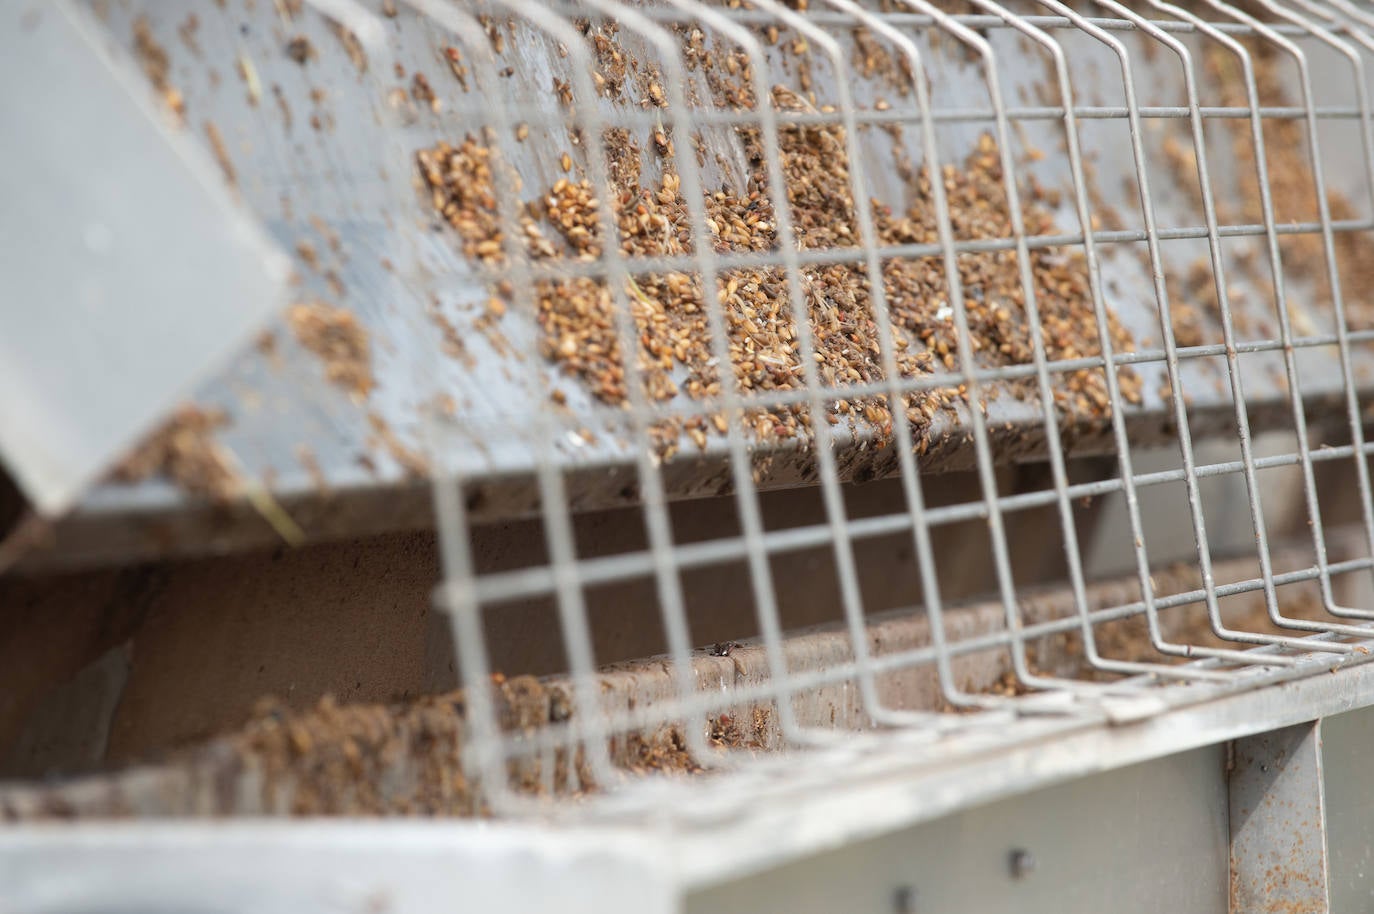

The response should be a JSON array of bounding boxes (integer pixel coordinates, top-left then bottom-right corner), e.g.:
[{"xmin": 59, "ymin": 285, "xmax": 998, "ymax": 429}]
[
  {"xmin": 272, "ymin": 84, "xmax": 293, "ymax": 130},
  {"xmin": 443, "ymin": 46, "xmax": 469, "ymax": 90},
  {"xmin": 111, "ymin": 405, "xmax": 238, "ymax": 502},
  {"xmin": 429, "ymin": 304, "xmax": 474, "ymax": 367},
  {"xmin": 288, "ymin": 302, "xmax": 375, "ymax": 398},
  {"xmin": 177, "ymin": 13, "xmax": 201, "ymax": 55},
  {"xmin": 295, "ymin": 240, "xmax": 319, "ymax": 272},
  {"xmin": 410, "ymin": 72, "xmax": 440, "ymax": 113},
  {"xmin": 237, "ymin": 54, "xmax": 262, "ymax": 106},
  {"xmin": 285, "ymin": 35, "xmax": 315, "ymax": 65},
  {"xmin": 202, "ymin": 121, "xmax": 236, "ymax": 186},
  {"xmin": 295, "ymin": 444, "xmax": 331, "ymax": 495},
  {"xmin": 328, "ymin": 21, "xmax": 368, "ymax": 72},
  {"xmin": 367, "ymin": 412, "xmax": 430, "ymax": 478},
  {"xmin": 133, "ymin": 16, "xmax": 184, "ymax": 119},
  {"xmin": 553, "ymin": 77, "xmax": 573, "ymax": 107}
]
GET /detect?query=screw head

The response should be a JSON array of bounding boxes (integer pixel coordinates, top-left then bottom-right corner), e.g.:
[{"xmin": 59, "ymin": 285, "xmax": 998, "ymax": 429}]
[{"xmin": 1009, "ymin": 848, "xmax": 1036, "ymax": 879}]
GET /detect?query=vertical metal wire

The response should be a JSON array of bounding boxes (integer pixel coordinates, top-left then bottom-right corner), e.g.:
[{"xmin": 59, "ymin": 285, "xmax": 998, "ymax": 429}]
[
  {"xmin": 1199, "ymin": 0, "xmax": 1374, "ymax": 620},
  {"xmin": 1146, "ymin": 1, "xmax": 1350, "ymax": 640},
  {"xmin": 653, "ymin": 0, "xmax": 829, "ymax": 744},
  {"xmin": 742, "ymin": 7, "xmax": 991, "ymax": 718},
  {"xmin": 965, "ymin": 0, "xmax": 1300, "ymax": 667},
  {"xmin": 400, "ymin": 0, "xmax": 588, "ymax": 810},
  {"xmin": 1326, "ymin": 0, "xmax": 1374, "ymax": 52},
  {"xmin": 957, "ymin": 0, "xmax": 1183, "ymax": 674},
  {"xmin": 460, "ymin": 0, "xmax": 782, "ymax": 794},
  {"xmin": 806, "ymin": 0, "xmax": 998, "ymax": 717},
  {"xmin": 1246, "ymin": 0, "xmax": 1374, "ymax": 614},
  {"xmin": 529, "ymin": 0, "xmax": 720, "ymax": 769},
  {"xmin": 825, "ymin": 0, "xmax": 1072, "ymax": 705},
  {"xmin": 483, "ymin": 0, "xmax": 641, "ymax": 790},
  {"xmin": 1097, "ymin": 0, "xmax": 1372, "ymax": 641},
  {"xmin": 910, "ymin": 0, "xmax": 1231, "ymax": 684},
  {"xmin": 738, "ymin": 0, "xmax": 941, "ymax": 731},
  {"xmin": 813, "ymin": 0, "xmax": 1062, "ymax": 707},
  {"xmin": 1290, "ymin": 0, "xmax": 1341, "ymax": 26},
  {"xmin": 1028, "ymin": 0, "xmax": 1350, "ymax": 658}
]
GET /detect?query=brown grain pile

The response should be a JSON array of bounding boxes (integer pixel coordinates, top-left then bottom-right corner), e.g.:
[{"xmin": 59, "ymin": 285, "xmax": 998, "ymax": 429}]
[
  {"xmin": 416, "ymin": 138, "xmax": 503, "ymax": 264},
  {"xmin": 417, "ymin": 25, "xmax": 1141, "ymax": 459}
]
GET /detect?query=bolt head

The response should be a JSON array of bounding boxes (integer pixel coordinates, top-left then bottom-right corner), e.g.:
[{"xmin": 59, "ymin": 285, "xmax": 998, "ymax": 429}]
[{"xmin": 1009, "ymin": 848, "xmax": 1036, "ymax": 879}]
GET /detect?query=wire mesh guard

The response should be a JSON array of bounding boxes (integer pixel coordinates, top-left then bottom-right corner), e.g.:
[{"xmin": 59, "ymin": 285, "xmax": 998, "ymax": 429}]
[{"xmin": 25, "ymin": 0, "xmax": 1374, "ymax": 823}]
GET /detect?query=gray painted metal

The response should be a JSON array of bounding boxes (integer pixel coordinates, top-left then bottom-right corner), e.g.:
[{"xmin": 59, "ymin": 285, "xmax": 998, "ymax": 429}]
[
  {"xmin": 0, "ymin": 2, "xmax": 291, "ymax": 518},
  {"xmin": 1229, "ymin": 721, "xmax": 1330, "ymax": 913},
  {"xmin": 0, "ymin": 821, "xmax": 674, "ymax": 914},
  {"xmin": 1315, "ymin": 706, "xmax": 1374, "ymax": 913},
  {"xmin": 685, "ymin": 744, "xmax": 1230, "ymax": 914}
]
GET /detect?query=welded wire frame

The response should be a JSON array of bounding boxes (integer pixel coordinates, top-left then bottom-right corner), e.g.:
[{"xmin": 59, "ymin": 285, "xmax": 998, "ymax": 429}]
[{"xmin": 408, "ymin": 0, "xmax": 1374, "ymax": 815}]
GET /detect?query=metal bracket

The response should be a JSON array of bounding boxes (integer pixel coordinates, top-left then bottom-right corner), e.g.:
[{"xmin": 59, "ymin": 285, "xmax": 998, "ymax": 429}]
[{"xmin": 1229, "ymin": 720, "xmax": 1330, "ymax": 913}]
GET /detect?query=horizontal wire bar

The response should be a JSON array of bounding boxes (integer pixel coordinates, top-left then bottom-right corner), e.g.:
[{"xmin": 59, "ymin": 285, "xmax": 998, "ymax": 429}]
[
  {"xmin": 543, "ymin": 5, "xmax": 1331, "ymax": 39},
  {"xmin": 443, "ymin": 326, "xmax": 1374, "ymax": 439},
  {"xmin": 458, "ymin": 442, "xmax": 1374, "ymax": 605},
  {"xmin": 486, "ymin": 556, "xmax": 1374, "ymax": 761},
  {"xmin": 455, "ymin": 219, "xmax": 1374, "ymax": 287},
  {"xmin": 431, "ymin": 102, "xmax": 1369, "ymax": 132}
]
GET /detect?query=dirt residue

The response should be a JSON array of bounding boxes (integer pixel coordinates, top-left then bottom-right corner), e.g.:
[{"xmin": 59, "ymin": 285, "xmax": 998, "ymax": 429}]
[
  {"xmin": 239, "ymin": 692, "xmax": 479, "ymax": 815},
  {"xmin": 230, "ymin": 665, "xmax": 776, "ymax": 815}
]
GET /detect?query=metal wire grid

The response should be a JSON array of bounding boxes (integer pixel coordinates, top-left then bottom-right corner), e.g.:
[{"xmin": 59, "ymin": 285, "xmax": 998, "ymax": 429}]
[{"xmin": 324, "ymin": 0, "xmax": 1374, "ymax": 815}]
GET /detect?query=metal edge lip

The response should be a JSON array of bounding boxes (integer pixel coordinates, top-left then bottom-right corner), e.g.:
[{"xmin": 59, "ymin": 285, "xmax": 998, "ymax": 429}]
[{"xmin": 668, "ymin": 646, "xmax": 1374, "ymax": 889}]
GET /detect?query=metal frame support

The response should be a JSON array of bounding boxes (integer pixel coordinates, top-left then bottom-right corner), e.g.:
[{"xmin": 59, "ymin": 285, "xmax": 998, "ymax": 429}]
[
  {"xmin": 1229, "ymin": 721, "xmax": 1330, "ymax": 913},
  {"xmin": 0, "ymin": 821, "xmax": 674, "ymax": 914}
]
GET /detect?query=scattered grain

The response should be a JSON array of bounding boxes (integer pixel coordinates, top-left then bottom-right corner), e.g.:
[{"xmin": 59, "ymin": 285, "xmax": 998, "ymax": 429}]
[
  {"xmin": 288, "ymin": 302, "xmax": 375, "ymax": 398},
  {"xmin": 111, "ymin": 405, "xmax": 238, "ymax": 502}
]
